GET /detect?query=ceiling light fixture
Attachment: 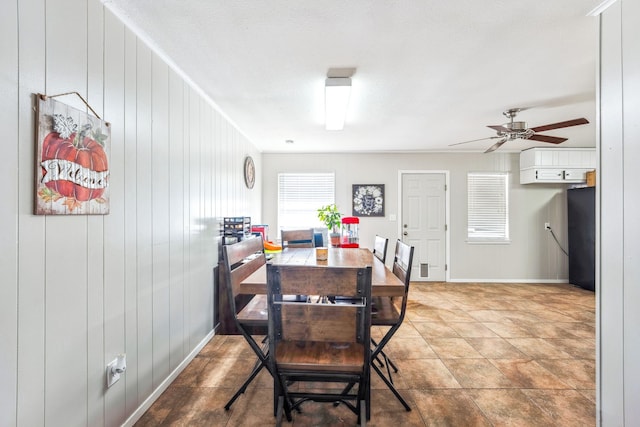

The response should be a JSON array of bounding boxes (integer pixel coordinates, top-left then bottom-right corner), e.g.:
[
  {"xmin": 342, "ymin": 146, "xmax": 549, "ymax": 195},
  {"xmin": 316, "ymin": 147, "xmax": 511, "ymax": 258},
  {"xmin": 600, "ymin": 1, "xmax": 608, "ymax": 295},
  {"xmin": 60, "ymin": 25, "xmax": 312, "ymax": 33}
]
[{"xmin": 325, "ymin": 77, "xmax": 352, "ymax": 130}]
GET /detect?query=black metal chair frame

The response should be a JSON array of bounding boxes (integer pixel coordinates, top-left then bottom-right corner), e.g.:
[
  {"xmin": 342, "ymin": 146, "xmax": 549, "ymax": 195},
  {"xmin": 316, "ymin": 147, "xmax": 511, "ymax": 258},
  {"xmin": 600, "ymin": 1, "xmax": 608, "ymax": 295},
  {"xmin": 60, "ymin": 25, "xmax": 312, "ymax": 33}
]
[
  {"xmin": 370, "ymin": 239, "xmax": 414, "ymax": 411},
  {"xmin": 222, "ymin": 239, "xmax": 272, "ymax": 411}
]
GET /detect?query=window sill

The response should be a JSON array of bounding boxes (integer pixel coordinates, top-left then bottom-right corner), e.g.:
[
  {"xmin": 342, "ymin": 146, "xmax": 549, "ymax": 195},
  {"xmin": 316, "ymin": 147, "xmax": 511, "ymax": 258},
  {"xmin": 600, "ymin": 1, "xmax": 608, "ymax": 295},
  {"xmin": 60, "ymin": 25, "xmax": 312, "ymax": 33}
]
[{"xmin": 466, "ymin": 239, "xmax": 511, "ymax": 245}]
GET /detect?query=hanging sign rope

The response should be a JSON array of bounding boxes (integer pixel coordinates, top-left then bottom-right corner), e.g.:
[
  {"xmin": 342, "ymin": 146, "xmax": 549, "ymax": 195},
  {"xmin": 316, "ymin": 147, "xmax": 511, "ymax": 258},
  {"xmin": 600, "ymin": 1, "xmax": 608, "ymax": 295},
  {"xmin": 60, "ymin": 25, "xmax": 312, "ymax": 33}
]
[{"xmin": 39, "ymin": 92, "xmax": 106, "ymax": 123}]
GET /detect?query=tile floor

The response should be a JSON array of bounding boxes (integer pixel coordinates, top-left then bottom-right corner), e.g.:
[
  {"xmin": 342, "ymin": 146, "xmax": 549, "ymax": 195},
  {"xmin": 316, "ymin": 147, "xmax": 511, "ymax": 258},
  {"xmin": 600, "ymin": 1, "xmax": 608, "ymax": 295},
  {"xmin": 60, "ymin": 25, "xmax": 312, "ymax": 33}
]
[{"xmin": 136, "ymin": 282, "xmax": 595, "ymax": 426}]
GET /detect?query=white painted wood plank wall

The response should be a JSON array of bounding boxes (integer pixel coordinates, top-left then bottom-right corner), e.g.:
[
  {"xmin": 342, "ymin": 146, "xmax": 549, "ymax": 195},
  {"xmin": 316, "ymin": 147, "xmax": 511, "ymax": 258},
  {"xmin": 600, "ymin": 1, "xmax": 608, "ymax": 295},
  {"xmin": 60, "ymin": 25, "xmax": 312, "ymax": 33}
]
[
  {"xmin": 103, "ymin": 10, "xmax": 126, "ymax": 426},
  {"xmin": 1, "ymin": 1, "xmax": 19, "ymax": 427},
  {"xmin": 599, "ymin": 1, "xmax": 640, "ymax": 425},
  {"xmin": 15, "ymin": 0, "xmax": 47, "ymax": 424},
  {"xmin": 0, "ymin": 1, "xmax": 262, "ymax": 426}
]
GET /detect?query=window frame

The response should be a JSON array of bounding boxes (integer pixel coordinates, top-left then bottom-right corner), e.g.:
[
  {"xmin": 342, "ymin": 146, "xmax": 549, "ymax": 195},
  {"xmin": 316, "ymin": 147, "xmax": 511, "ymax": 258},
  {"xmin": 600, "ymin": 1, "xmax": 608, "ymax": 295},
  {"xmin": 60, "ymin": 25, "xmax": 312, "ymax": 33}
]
[
  {"xmin": 277, "ymin": 172, "xmax": 336, "ymax": 233},
  {"xmin": 466, "ymin": 172, "xmax": 510, "ymax": 243}
]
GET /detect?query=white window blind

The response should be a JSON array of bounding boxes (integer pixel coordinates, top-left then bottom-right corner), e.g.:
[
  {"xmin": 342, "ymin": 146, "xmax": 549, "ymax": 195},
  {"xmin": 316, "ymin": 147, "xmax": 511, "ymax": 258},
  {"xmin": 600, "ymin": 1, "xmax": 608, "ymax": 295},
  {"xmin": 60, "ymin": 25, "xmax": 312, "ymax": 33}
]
[
  {"xmin": 467, "ymin": 172, "xmax": 509, "ymax": 242},
  {"xmin": 278, "ymin": 173, "xmax": 335, "ymax": 231}
]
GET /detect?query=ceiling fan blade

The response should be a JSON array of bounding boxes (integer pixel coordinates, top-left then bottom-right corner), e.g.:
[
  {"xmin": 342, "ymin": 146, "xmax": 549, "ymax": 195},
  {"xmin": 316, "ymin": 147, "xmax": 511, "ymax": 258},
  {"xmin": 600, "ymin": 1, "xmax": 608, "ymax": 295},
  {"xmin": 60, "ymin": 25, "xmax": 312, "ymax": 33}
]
[
  {"xmin": 487, "ymin": 125, "xmax": 511, "ymax": 133},
  {"xmin": 484, "ymin": 138, "xmax": 508, "ymax": 153},
  {"xmin": 528, "ymin": 134, "xmax": 568, "ymax": 144},
  {"xmin": 530, "ymin": 118, "xmax": 589, "ymax": 133},
  {"xmin": 449, "ymin": 135, "xmax": 502, "ymax": 147}
]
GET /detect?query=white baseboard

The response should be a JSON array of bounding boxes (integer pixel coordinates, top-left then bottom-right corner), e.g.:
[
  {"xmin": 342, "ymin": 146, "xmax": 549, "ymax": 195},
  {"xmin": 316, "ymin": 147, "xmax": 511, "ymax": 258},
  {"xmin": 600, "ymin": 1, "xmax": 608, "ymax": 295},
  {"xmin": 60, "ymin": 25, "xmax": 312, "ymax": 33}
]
[{"xmin": 121, "ymin": 329, "xmax": 216, "ymax": 427}]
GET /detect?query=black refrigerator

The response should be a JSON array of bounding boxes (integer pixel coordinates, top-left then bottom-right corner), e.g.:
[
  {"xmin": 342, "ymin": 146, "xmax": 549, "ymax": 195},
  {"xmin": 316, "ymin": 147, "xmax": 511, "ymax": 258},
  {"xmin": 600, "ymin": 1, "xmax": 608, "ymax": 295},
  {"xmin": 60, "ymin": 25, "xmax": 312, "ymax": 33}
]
[{"xmin": 567, "ymin": 187, "xmax": 595, "ymax": 291}]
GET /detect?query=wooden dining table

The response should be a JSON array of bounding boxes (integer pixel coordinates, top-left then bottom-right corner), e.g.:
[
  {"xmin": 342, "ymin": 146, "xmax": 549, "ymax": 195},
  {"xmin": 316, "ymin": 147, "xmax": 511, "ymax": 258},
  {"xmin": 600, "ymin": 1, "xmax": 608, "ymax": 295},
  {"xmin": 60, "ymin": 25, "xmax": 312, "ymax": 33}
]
[{"xmin": 239, "ymin": 247, "xmax": 405, "ymax": 296}]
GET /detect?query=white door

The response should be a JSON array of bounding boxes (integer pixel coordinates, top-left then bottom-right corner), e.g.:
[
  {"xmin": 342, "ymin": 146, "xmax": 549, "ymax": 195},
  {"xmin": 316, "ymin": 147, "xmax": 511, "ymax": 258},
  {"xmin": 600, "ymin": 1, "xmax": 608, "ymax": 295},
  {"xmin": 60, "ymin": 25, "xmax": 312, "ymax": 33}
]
[{"xmin": 401, "ymin": 173, "xmax": 447, "ymax": 281}]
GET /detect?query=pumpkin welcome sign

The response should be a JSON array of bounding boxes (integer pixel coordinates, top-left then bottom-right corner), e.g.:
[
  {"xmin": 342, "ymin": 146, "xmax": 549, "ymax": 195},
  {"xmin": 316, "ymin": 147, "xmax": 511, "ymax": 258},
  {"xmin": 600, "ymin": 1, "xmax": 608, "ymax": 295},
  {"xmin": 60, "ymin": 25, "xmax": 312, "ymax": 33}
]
[{"xmin": 35, "ymin": 94, "xmax": 111, "ymax": 215}]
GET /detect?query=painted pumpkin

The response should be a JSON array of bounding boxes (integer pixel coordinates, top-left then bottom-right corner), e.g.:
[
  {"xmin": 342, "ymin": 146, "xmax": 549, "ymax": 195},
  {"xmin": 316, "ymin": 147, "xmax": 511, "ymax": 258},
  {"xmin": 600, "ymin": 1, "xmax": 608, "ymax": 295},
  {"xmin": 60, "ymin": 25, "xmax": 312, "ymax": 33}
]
[{"xmin": 41, "ymin": 131, "xmax": 109, "ymax": 201}]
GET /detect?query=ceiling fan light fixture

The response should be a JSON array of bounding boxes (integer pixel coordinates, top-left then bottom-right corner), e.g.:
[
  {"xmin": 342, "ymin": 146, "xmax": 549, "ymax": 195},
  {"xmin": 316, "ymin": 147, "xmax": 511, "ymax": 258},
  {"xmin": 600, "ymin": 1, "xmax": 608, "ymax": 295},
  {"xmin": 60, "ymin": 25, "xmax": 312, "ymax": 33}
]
[
  {"xmin": 325, "ymin": 77, "xmax": 351, "ymax": 130},
  {"xmin": 504, "ymin": 121, "xmax": 527, "ymax": 131}
]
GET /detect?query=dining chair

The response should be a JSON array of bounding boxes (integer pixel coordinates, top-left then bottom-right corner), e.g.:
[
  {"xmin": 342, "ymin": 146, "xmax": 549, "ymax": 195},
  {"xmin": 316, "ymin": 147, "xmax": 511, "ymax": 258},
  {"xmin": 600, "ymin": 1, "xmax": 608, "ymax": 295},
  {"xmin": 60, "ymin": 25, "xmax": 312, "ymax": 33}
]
[
  {"xmin": 267, "ymin": 264, "xmax": 372, "ymax": 426},
  {"xmin": 372, "ymin": 235, "xmax": 389, "ymax": 264},
  {"xmin": 280, "ymin": 228, "xmax": 315, "ymax": 248},
  {"xmin": 370, "ymin": 239, "xmax": 414, "ymax": 411},
  {"xmin": 222, "ymin": 238, "xmax": 271, "ymax": 411}
]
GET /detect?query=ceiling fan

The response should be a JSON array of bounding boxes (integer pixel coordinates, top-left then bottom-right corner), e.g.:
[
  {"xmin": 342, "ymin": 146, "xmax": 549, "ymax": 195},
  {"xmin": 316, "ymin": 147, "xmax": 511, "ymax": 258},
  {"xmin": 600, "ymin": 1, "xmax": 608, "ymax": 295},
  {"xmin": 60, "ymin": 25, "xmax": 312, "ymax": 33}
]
[{"xmin": 450, "ymin": 108, "xmax": 589, "ymax": 153}]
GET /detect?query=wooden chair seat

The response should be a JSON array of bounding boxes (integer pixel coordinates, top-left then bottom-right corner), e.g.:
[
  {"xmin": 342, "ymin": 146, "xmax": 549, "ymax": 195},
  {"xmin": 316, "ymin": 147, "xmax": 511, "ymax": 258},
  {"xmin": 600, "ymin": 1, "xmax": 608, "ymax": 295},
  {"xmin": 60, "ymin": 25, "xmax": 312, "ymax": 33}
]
[
  {"xmin": 237, "ymin": 294, "xmax": 268, "ymax": 326},
  {"xmin": 275, "ymin": 341, "xmax": 365, "ymax": 373},
  {"xmin": 371, "ymin": 296, "xmax": 401, "ymax": 326}
]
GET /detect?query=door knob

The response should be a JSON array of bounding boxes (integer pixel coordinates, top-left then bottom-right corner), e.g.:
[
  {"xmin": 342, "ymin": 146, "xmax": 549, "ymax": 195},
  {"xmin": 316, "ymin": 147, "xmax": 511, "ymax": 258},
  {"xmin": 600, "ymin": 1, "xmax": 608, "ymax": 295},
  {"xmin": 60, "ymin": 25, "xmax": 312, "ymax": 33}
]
[{"xmin": 403, "ymin": 231, "xmax": 408, "ymax": 236}]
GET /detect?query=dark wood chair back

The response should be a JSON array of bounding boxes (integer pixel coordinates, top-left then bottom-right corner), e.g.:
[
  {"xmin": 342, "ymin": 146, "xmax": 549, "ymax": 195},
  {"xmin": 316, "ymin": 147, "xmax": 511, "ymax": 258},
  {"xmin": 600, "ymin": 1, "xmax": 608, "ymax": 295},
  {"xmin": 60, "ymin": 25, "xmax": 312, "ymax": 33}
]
[
  {"xmin": 373, "ymin": 235, "xmax": 389, "ymax": 263},
  {"xmin": 268, "ymin": 265, "xmax": 371, "ymax": 345},
  {"xmin": 222, "ymin": 237, "xmax": 266, "ymax": 317},
  {"xmin": 280, "ymin": 228, "xmax": 315, "ymax": 248},
  {"xmin": 391, "ymin": 239, "xmax": 414, "ymax": 316}
]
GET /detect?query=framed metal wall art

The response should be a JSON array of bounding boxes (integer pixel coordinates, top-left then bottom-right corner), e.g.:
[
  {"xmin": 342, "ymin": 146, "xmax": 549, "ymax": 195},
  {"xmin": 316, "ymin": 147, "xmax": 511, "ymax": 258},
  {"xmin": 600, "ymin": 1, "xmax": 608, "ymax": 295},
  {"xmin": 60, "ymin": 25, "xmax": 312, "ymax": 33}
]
[{"xmin": 352, "ymin": 184, "xmax": 384, "ymax": 217}]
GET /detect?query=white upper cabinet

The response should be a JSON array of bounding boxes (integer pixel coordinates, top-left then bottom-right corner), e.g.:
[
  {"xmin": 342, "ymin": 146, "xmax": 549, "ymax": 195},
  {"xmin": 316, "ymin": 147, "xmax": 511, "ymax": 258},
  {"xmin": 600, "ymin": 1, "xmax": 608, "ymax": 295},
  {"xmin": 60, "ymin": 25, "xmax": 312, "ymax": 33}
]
[{"xmin": 519, "ymin": 147, "xmax": 596, "ymax": 184}]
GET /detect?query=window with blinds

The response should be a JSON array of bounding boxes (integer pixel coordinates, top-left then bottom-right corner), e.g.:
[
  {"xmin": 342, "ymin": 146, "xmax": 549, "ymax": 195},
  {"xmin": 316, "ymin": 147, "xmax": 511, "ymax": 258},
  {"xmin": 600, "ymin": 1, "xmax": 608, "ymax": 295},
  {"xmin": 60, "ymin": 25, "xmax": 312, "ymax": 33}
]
[
  {"xmin": 278, "ymin": 173, "xmax": 335, "ymax": 231},
  {"xmin": 467, "ymin": 172, "xmax": 510, "ymax": 242}
]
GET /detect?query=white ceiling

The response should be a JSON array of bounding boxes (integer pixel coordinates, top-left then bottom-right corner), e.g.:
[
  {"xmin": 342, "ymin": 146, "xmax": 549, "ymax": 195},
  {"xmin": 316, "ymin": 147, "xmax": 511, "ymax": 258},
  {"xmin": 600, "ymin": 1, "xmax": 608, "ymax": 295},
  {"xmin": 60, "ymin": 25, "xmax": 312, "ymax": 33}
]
[{"xmin": 104, "ymin": 0, "xmax": 601, "ymax": 154}]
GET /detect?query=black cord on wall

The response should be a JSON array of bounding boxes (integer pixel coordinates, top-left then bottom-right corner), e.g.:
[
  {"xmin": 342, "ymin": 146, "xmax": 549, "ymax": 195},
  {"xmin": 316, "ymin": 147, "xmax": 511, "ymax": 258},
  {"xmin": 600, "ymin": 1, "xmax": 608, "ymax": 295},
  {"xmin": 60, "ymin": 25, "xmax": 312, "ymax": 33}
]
[{"xmin": 547, "ymin": 226, "xmax": 568, "ymax": 256}]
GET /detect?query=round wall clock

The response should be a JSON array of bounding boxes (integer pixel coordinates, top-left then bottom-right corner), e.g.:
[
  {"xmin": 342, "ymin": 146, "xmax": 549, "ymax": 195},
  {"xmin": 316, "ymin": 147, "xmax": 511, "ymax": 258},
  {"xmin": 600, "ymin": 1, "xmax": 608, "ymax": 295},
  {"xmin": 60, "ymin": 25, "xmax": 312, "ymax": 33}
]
[{"xmin": 244, "ymin": 156, "xmax": 255, "ymax": 189}]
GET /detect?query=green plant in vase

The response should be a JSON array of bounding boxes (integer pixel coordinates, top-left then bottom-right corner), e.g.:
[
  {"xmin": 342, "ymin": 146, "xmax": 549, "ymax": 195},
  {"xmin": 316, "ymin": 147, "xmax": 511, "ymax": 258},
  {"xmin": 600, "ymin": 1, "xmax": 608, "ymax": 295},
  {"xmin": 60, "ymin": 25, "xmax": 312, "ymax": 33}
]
[{"xmin": 317, "ymin": 204, "xmax": 342, "ymax": 247}]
